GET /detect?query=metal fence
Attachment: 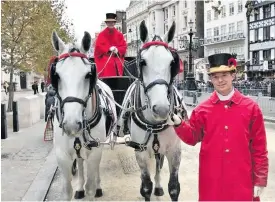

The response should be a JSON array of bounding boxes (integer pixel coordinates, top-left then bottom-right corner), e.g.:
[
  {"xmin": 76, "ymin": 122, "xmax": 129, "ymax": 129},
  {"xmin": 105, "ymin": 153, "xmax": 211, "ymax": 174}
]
[
  {"xmin": 199, "ymin": 87, "xmax": 271, "ymax": 97},
  {"xmin": 181, "ymin": 90, "xmax": 275, "ymax": 118}
]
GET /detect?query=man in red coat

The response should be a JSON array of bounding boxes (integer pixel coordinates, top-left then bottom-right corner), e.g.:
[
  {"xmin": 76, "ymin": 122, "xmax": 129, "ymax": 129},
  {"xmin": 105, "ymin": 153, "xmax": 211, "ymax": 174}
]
[
  {"xmin": 94, "ymin": 13, "xmax": 127, "ymax": 78},
  {"xmin": 169, "ymin": 53, "xmax": 269, "ymax": 201}
]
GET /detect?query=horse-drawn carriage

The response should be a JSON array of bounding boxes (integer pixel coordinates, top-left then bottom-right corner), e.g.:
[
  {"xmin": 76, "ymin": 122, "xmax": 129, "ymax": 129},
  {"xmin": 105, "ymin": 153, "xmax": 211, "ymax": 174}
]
[{"xmin": 46, "ymin": 21, "xmax": 187, "ymax": 201}]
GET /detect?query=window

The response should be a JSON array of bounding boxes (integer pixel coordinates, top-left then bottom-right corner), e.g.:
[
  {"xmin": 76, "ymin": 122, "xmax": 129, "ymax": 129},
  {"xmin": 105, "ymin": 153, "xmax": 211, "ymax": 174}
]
[
  {"xmin": 214, "ymin": 11, "xmax": 219, "ymax": 20},
  {"xmin": 221, "ymin": 6, "xmax": 226, "ymax": 17},
  {"xmin": 221, "ymin": 25, "xmax": 226, "ymax": 35},
  {"xmin": 184, "ymin": 0, "xmax": 187, "ymax": 8},
  {"xmin": 254, "ymin": 29, "xmax": 259, "ymax": 41},
  {"xmin": 153, "ymin": 27, "xmax": 155, "ymax": 34},
  {"xmin": 229, "ymin": 3, "xmax": 234, "ymax": 16},
  {"xmin": 207, "ymin": 28, "xmax": 212, "ymax": 38},
  {"xmin": 184, "ymin": 16, "xmax": 187, "ymax": 28},
  {"xmin": 237, "ymin": 21, "xmax": 243, "ymax": 32},
  {"xmin": 214, "ymin": 48, "xmax": 222, "ymax": 54},
  {"xmin": 165, "ymin": 24, "xmax": 168, "ymax": 32},
  {"xmin": 263, "ymin": 26, "xmax": 270, "ymax": 40},
  {"xmin": 263, "ymin": 5, "xmax": 271, "ymax": 19},
  {"xmin": 164, "ymin": 8, "xmax": 168, "ymax": 19},
  {"xmin": 238, "ymin": 1, "xmax": 242, "ymax": 13},
  {"xmin": 152, "ymin": 11, "xmax": 155, "ymax": 21},
  {"xmin": 254, "ymin": 8, "xmax": 259, "ymax": 21},
  {"xmin": 214, "ymin": 27, "xmax": 219, "ymax": 41},
  {"xmin": 207, "ymin": 10, "xmax": 211, "ymax": 22},
  {"xmin": 263, "ymin": 49, "xmax": 271, "ymax": 60},
  {"xmin": 230, "ymin": 46, "xmax": 238, "ymax": 55},
  {"xmin": 252, "ymin": 51, "xmax": 259, "ymax": 64},
  {"xmin": 172, "ymin": 5, "xmax": 176, "ymax": 16},
  {"xmin": 229, "ymin": 23, "xmax": 235, "ymax": 33}
]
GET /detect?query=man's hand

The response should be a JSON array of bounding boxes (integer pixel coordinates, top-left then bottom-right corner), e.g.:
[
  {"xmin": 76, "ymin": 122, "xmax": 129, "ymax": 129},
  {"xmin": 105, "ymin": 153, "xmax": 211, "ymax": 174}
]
[
  {"xmin": 109, "ymin": 46, "xmax": 118, "ymax": 53},
  {"xmin": 167, "ymin": 114, "xmax": 182, "ymax": 127},
  {"xmin": 254, "ymin": 186, "xmax": 265, "ymax": 197}
]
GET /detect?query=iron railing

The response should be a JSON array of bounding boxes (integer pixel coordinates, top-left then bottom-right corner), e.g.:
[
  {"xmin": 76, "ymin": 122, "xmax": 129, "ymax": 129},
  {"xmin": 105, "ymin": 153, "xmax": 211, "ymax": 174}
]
[{"xmin": 181, "ymin": 90, "xmax": 275, "ymax": 118}]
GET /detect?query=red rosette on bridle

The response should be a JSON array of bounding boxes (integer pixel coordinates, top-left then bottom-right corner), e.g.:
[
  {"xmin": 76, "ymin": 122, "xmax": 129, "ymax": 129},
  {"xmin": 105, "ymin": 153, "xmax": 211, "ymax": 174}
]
[{"xmin": 228, "ymin": 57, "xmax": 237, "ymax": 67}]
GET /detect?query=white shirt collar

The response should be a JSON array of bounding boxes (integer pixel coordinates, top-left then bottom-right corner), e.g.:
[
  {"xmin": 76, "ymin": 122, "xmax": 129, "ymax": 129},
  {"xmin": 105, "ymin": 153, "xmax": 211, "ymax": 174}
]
[{"xmin": 216, "ymin": 88, "xmax": 235, "ymax": 101}]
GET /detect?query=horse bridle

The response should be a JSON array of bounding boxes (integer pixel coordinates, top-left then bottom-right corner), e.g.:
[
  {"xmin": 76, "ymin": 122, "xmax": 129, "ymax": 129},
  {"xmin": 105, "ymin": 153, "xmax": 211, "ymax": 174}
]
[{"xmin": 50, "ymin": 48, "xmax": 97, "ymax": 128}]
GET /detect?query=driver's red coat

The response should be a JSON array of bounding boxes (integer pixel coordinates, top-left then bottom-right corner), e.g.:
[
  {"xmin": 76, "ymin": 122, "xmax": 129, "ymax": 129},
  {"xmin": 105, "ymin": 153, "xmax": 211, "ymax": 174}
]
[
  {"xmin": 175, "ymin": 90, "xmax": 268, "ymax": 201},
  {"xmin": 94, "ymin": 27, "xmax": 127, "ymax": 78}
]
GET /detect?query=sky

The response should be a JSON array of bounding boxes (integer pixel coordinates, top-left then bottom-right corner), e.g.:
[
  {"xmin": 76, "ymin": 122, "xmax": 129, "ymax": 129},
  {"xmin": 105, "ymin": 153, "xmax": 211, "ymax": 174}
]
[{"xmin": 65, "ymin": 0, "xmax": 130, "ymax": 41}]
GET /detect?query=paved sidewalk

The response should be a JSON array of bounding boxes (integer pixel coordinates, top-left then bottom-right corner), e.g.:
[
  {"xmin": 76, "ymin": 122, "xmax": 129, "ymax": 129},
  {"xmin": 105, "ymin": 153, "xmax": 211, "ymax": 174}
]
[{"xmin": 1, "ymin": 120, "xmax": 53, "ymax": 201}]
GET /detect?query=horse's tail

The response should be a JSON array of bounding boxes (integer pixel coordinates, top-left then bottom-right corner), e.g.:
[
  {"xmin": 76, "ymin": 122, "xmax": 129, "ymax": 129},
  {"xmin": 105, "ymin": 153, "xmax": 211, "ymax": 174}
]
[{"xmin": 71, "ymin": 158, "xmax": 77, "ymax": 176}]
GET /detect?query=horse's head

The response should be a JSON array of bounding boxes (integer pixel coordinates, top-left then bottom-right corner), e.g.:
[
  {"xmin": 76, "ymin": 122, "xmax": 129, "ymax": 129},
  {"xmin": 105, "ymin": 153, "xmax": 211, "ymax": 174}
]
[
  {"xmin": 51, "ymin": 31, "xmax": 97, "ymax": 136},
  {"xmin": 138, "ymin": 20, "xmax": 179, "ymax": 121}
]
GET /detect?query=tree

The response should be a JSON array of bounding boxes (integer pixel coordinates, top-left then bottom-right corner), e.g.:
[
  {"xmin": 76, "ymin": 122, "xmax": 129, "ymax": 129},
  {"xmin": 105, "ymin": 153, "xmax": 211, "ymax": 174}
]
[{"xmin": 1, "ymin": 1, "xmax": 74, "ymax": 112}]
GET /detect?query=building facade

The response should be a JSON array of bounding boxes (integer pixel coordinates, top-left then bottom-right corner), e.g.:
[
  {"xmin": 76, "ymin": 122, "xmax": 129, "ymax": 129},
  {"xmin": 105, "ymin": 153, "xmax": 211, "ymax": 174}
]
[
  {"xmin": 246, "ymin": 0, "xmax": 275, "ymax": 81},
  {"xmin": 125, "ymin": 0, "xmax": 204, "ymax": 82},
  {"xmin": 204, "ymin": 0, "xmax": 248, "ymax": 80}
]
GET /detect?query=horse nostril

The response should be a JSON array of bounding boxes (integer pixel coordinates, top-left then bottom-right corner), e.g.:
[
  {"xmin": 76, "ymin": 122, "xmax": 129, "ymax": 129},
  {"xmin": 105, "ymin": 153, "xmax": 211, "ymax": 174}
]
[
  {"xmin": 77, "ymin": 121, "xmax": 82, "ymax": 130},
  {"xmin": 152, "ymin": 105, "xmax": 157, "ymax": 114}
]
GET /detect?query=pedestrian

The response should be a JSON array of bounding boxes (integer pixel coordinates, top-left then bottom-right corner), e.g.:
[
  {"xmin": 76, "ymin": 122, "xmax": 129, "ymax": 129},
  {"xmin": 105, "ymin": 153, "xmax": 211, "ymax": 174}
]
[
  {"xmin": 45, "ymin": 84, "xmax": 56, "ymax": 122},
  {"xmin": 94, "ymin": 12, "xmax": 127, "ymax": 78},
  {"xmin": 32, "ymin": 82, "xmax": 36, "ymax": 94},
  {"xmin": 168, "ymin": 53, "xmax": 269, "ymax": 201},
  {"xmin": 35, "ymin": 81, "xmax": 39, "ymax": 94},
  {"xmin": 41, "ymin": 81, "xmax": 45, "ymax": 92},
  {"xmin": 3, "ymin": 81, "xmax": 9, "ymax": 95}
]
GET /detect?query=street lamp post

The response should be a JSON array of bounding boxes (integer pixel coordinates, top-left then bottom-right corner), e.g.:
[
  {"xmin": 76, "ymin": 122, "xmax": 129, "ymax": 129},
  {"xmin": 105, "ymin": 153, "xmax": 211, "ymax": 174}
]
[
  {"xmin": 188, "ymin": 20, "xmax": 194, "ymax": 73},
  {"xmin": 128, "ymin": 26, "xmax": 139, "ymax": 56},
  {"xmin": 178, "ymin": 19, "xmax": 204, "ymax": 90}
]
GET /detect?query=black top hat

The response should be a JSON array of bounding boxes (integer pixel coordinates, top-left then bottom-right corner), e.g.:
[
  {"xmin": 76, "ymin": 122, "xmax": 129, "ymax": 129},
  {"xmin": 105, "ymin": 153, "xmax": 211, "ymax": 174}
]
[
  {"xmin": 207, "ymin": 53, "xmax": 237, "ymax": 74},
  {"xmin": 105, "ymin": 13, "xmax": 117, "ymax": 22}
]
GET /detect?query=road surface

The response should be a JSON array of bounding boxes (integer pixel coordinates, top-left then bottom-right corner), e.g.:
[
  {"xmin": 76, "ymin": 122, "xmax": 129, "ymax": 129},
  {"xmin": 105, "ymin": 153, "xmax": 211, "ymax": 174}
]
[{"xmin": 45, "ymin": 122, "xmax": 275, "ymax": 201}]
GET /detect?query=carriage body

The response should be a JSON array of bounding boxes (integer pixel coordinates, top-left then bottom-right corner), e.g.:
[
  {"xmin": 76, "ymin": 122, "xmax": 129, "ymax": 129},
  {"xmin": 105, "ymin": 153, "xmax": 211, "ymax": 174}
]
[{"xmin": 90, "ymin": 56, "xmax": 138, "ymax": 116}]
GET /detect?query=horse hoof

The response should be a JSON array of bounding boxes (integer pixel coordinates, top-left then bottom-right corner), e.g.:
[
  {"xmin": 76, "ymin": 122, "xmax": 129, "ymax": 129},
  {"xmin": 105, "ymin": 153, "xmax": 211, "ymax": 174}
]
[
  {"xmin": 95, "ymin": 188, "xmax": 103, "ymax": 198},
  {"xmin": 74, "ymin": 190, "xmax": 85, "ymax": 199},
  {"xmin": 154, "ymin": 187, "xmax": 164, "ymax": 196},
  {"xmin": 145, "ymin": 197, "xmax": 150, "ymax": 201}
]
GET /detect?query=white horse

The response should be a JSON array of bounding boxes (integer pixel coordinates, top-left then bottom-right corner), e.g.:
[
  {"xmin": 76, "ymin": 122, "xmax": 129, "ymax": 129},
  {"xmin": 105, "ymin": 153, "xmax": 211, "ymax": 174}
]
[
  {"xmin": 117, "ymin": 21, "xmax": 187, "ymax": 201},
  {"xmin": 51, "ymin": 31, "xmax": 117, "ymax": 201}
]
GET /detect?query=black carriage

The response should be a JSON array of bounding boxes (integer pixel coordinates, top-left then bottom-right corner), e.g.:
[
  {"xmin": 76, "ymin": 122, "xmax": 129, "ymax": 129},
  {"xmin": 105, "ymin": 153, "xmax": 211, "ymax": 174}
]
[{"xmin": 89, "ymin": 56, "xmax": 138, "ymax": 116}]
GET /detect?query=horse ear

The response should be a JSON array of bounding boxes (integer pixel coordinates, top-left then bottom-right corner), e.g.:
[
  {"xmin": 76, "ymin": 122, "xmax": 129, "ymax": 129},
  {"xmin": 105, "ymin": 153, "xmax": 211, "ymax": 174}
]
[
  {"xmin": 51, "ymin": 30, "xmax": 65, "ymax": 53},
  {"xmin": 140, "ymin": 20, "xmax": 148, "ymax": 43},
  {"xmin": 164, "ymin": 21, "xmax": 176, "ymax": 43},
  {"xmin": 81, "ymin": 31, "xmax": 91, "ymax": 53}
]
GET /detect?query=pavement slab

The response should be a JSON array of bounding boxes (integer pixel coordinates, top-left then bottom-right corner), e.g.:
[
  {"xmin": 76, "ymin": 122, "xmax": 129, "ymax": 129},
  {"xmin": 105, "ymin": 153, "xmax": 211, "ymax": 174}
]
[{"xmin": 1, "ymin": 120, "xmax": 53, "ymax": 201}]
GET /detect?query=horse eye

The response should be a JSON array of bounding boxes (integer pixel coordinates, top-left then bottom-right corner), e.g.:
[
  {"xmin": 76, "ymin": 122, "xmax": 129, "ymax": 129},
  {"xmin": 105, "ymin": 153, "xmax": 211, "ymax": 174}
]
[
  {"xmin": 85, "ymin": 72, "xmax": 92, "ymax": 79},
  {"xmin": 140, "ymin": 59, "xmax": 146, "ymax": 66}
]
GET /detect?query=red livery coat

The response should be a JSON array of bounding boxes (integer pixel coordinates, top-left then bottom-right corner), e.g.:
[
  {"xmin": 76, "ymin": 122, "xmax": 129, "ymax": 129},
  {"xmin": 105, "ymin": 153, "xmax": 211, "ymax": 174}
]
[
  {"xmin": 94, "ymin": 27, "xmax": 127, "ymax": 78},
  {"xmin": 175, "ymin": 90, "xmax": 268, "ymax": 201}
]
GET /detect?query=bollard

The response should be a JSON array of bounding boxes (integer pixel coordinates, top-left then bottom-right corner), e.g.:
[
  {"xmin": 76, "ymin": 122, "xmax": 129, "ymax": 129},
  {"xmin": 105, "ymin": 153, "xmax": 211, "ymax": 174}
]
[
  {"xmin": 1, "ymin": 104, "xmax": 8, "ymax": 139},
  {"xmin": 12, "ymin": 101, "xmax": 19, "ymax": 132},
  {"xmin": 271, "ymin": 83, "xmax": 275, "ymax": 98},
  {"xmin": 193, "ymin": 91, "xmax": 197, "ymax": 105}
]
